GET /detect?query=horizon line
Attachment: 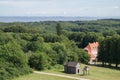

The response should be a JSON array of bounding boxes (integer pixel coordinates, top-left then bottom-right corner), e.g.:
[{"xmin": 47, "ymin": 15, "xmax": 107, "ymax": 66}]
[{"xmin": 0, "ymin": 16, "xmax": 120, "ymax": 18}]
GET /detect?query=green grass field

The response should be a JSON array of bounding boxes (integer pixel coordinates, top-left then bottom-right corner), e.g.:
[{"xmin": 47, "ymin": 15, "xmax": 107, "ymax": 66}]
[
  {"xmin": 13, "ymin": 73, "xmax": 75, "ymax": 80},
  {"xmin": 13, "ymin": 64, "xmax": 120, "ymax": 80},
  {"xmin": 82, "ymin": 65, "xmax": 120, "ymax": 80}
]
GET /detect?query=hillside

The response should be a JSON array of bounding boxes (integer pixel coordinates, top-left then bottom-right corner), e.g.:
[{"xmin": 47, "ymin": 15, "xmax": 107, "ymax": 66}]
[
  {"xmin": 13, "ymin": 64, "xmax": 120, "ymax": 80},
  {"xmin": 0, "ymin": 19, "xmax": 120, "ymax": 80}
]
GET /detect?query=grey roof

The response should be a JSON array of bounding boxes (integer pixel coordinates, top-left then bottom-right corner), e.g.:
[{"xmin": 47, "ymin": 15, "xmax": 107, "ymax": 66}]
[{"xmin": 64, "ymin": 62, "xmax": 79, "ymax": 67}]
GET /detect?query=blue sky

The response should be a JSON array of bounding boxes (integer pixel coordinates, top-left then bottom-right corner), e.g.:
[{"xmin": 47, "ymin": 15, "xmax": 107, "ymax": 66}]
[{"xmin": 0, "ymin": 0, "xmax": 120, "ymax": 17}]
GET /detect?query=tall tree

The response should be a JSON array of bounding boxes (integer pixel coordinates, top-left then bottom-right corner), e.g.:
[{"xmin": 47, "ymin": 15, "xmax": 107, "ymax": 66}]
[
  {"xmin": 98, "ymin": 35, "xmax": 120, "ymax": 68},
  {"xmin": 56, "ymin": 23, "xmax": 62, "ymax": 36},
  {"xmin": 81, "ymin": 32, "xmax": 98, "ymax": 48}
]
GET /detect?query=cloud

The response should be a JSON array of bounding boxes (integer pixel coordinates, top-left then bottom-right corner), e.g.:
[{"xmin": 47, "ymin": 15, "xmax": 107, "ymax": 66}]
[
  {"xmin": 0, "ymin": 0, "xmax": 120, "ymax": 17},
  {"xmin": 113, "ymin": 6, "xmax": 119, "ymax": 9}
]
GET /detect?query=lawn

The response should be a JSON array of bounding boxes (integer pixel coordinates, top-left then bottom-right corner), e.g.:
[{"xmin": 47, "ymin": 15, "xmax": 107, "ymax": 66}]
[
  {"xmin": 13, "ymin": 73, "xmax": 75, "ymax": 80},
  {"xmin": 82, "ymin": 65, "xmax": 120, "ymax": 80},
  {"xmin": 42, "ymin": 64, "xmax": 120, "ymax": 80},
  {"xmin": 13, "ymin": 64, "xmax": 120, "ymax": 80}
]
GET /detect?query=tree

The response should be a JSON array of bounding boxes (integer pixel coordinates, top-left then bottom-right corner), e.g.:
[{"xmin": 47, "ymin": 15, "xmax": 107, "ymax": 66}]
[
  {"xmin": 56, "ymin": 23, "xmax": 62, "ymax": 36},
  {"xmin": 98, "ymin": 40, "xmax": 107, "ymax": 66},
  {"xmin": 112, "ymin": 35, "xmax": 120, "ymax": 68},
  {"xmin": 76, "ymin": 49, "xmax": 90, "ymax": 64},
  {"xmin": 26, "ymin": 41, "xmax": 42, "ymax": 52},
  {"xmin": 29, "ymin": 52, "xmax": 50, "ymax": 70},
  {"xmin": 98, "ymin": 35, "xmax": 120, "ymax": 68},
  {"xmin": 0, "ymin": 42, "xmax": 32, "ymax": 80},
  {"xmin": 81, "ymin": 32, "xmax": 98, "ymax": 48},
  {"xmin": 51, "ymin": 42, "xmax": 68, "ymax": 64}
]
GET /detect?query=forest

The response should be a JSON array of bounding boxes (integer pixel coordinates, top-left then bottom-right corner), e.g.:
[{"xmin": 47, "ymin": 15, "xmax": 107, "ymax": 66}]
[{"xmin": 0, "ymin": 19, "xmax": 120, "ymax": 80}]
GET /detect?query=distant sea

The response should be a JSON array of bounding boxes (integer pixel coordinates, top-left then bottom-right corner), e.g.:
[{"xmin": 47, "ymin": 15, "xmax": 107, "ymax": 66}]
[{"xmin": 0, "ymin": 16, "xmax": 119, "ymax": 22}]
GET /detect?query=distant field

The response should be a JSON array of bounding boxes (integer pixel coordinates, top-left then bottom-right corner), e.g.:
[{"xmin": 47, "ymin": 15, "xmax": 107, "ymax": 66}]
[{"xmin": 13, "ymin": 64, "xmax": 120, "ymax": 80}]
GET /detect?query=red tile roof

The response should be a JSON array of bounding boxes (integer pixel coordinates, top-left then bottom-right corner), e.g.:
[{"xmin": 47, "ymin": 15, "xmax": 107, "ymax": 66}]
[{"xmin": 84, "ymin": 42, "xmax": 99, "ymax": 59}]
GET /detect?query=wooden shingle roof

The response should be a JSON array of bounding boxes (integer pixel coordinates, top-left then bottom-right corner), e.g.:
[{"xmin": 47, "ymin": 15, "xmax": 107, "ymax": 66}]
[{"xmin": 64, "ymin": 62, "xmax": 79, "ymax": 67}]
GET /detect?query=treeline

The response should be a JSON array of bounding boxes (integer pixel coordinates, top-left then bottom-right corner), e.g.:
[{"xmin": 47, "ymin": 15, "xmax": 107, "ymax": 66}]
[
  {"xmin": 98, "ymin": 35, "xmax": 120, "ymax": 68},
  {"xmin": 0, "ymin": 19, "xmax": 120, "ymax": 34}
]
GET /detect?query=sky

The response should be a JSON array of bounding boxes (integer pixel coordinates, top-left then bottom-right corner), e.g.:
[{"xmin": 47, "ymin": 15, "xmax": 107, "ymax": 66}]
[{"xmin": 0, "ymin": 0, "xmax": 120, "ymax": 17}]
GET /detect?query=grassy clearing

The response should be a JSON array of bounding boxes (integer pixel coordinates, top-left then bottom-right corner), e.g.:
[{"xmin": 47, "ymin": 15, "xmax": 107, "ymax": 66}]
[
  {"xmin": 83, "ymin": 65, "xmax": 120, "ymax": 80},
  {"xmin": 42, "ymin": 64, "xmax": 120, "ymax": 80},
  {"xmin": 13, "ymin": 73, "xmax": 75, "ymax": 80},
  {"xmin": 13, "ymin": 64, "xmax": 120, "ymax": 80}
]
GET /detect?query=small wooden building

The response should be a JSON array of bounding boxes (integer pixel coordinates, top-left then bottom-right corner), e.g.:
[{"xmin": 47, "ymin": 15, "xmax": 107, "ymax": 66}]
[{"xmin": 64, "ymin": 62, "xmax": 81, "ymax": 74}]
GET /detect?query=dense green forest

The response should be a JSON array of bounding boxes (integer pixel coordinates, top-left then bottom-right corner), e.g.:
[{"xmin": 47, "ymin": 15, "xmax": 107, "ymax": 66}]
[{"xmin": 0, "ymin": 19, "xmax": 120, "ymax": 80}]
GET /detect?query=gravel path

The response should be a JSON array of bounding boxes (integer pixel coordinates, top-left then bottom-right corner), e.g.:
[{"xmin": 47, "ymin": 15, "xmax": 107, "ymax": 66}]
[{"xmin": 34, "ymin": 71, "xmax": 89, "ymax": 80}]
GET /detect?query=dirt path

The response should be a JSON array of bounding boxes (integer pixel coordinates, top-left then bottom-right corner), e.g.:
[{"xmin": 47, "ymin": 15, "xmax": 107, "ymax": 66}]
[{"xmin": 34, "ymin": 71, "xmax": 89, "ymax": 80}]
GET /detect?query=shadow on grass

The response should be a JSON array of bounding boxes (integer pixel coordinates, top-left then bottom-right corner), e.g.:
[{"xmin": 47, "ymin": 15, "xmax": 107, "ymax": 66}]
[
  {"xmin": 59, "ymin": 71, "xmax": 65, "ymax": 73},
  {"xmin": 80, "ymin": 74, "xmax": 84, "ymax": 76},
  {"xmin": 59, "ymin": 70, "xmax": 89, "ymax": 77},
  {"xmin": 90, "ymin": 63, "xmax": 120, "ymax": 70},
  {"xmin": 59, "ymin": 71, "xmax": 75, "ymax": 74}
]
